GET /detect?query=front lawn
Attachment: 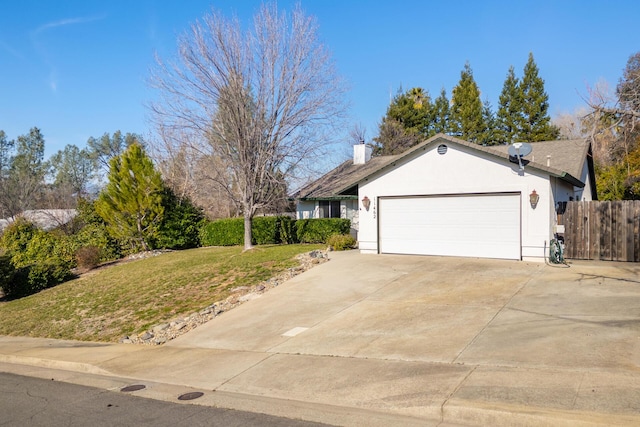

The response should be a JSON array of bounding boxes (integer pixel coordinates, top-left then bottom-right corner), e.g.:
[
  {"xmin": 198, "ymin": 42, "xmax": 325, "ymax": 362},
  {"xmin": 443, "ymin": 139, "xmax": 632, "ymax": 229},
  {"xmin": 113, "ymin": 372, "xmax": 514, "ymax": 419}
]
[{"xmin": 0, "ymin": 244, "xmax": 322, "ymax": 342}]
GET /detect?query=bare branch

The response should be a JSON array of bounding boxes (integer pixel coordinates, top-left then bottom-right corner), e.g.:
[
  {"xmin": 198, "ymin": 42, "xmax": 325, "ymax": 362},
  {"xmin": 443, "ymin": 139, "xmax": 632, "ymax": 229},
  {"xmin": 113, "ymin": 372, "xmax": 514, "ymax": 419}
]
[{"xmin": 148, "ymin": 3, "xmax": 345, "ymax": 246}]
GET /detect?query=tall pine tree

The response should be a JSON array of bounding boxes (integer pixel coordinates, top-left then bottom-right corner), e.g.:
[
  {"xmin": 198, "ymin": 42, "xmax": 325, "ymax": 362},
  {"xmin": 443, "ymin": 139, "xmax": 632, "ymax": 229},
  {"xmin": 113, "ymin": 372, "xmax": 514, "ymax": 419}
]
[
  {"xmin": 373, "ymin": 87, "xmax": 433, "ymax": 155},
  {"xmin": 517, "ymin": 53, "xmax": 559, "ymax": 141},
  {"xmin": 496, "ymin": 66, "xmax": 521, "ymax": 144},
  {"xmin": 95, "ymin": 143, "xmax": 164, "ymax": 253},
  {"xmin": 479, "ymin": 99, "xmax": 497, "ymax": 145},
  {"xmin": 450, "ymin": 63, "xmax": 485, "ymax": 143},
  {"xmin": 432, "ymin": 88, "xmax": 450, "ymax": 135}
]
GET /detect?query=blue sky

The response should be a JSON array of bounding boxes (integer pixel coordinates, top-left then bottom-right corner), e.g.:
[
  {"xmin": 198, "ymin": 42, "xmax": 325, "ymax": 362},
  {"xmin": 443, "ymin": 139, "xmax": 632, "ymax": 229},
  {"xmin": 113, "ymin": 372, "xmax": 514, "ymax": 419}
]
[{"xmin": 1, "ymin": 0, "xmax": 638, "ymax": 159}]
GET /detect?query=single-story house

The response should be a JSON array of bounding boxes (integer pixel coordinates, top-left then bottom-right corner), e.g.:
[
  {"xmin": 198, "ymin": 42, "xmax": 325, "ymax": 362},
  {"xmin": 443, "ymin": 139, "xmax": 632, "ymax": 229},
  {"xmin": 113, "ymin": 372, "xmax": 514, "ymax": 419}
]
[
  {"xmin": 0, "ymin": 209, "xmax": 78, "ymax": 232},
  {"xmin": 293, "ymin": 133, "xmax": 596, "ymax": 261}
]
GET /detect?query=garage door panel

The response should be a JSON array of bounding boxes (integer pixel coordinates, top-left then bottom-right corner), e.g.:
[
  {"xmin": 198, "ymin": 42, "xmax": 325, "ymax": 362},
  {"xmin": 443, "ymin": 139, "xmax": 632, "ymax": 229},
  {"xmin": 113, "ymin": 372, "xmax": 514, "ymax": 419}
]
[{"xmin": 379, "ymin": 194, "xmax": 520, "ymax": 260}]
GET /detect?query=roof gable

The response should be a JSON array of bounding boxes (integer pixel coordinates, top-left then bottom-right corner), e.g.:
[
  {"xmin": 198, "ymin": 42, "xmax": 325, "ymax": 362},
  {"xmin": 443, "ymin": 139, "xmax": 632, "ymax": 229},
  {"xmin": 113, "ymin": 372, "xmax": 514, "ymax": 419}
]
[{"xmin": 354, "ymin": 134, "xmax": 591, "ymax": 188}]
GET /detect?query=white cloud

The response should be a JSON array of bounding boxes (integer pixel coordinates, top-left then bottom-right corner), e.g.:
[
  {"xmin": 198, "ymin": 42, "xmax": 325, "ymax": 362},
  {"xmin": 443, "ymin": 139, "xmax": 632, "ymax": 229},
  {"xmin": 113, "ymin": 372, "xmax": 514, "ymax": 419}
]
[
  {"xmin": 32, "ymin": 15, "xmax": 106, "ymax": 36},
  {"xmin": 31, "ymin": 14, "xmax": 107, "ymax": 93}
]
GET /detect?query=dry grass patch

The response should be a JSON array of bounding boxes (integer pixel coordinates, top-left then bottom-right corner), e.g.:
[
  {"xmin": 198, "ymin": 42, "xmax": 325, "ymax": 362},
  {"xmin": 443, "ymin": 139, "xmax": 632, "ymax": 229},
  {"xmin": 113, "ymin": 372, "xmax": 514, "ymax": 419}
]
[{"xmin": 0, "ymin": 244, "xmax": 322, "ymax": 342}]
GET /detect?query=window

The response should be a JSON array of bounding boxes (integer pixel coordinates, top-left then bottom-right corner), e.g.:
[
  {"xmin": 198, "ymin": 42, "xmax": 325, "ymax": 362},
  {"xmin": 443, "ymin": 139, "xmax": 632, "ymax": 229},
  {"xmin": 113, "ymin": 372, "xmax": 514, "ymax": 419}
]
[{"xmin": 318, "ymin": 200, "xmax": 341, "ymax": 218}]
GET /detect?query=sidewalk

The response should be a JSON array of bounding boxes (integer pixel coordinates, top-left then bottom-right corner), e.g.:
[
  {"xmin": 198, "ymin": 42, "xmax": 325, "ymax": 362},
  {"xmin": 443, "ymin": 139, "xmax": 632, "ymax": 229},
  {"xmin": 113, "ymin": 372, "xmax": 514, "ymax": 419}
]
[{"xmin": 1, "ymin": 252, "xmax": 640, "ymax": 426}]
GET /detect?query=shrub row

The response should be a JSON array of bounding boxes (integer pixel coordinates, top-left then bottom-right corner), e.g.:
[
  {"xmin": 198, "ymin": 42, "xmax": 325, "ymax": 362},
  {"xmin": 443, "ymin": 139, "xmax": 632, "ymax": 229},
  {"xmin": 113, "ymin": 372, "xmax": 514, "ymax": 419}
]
[{"xmin": 199, "ymin": 217, "xmax": 350, "ymax": 246}]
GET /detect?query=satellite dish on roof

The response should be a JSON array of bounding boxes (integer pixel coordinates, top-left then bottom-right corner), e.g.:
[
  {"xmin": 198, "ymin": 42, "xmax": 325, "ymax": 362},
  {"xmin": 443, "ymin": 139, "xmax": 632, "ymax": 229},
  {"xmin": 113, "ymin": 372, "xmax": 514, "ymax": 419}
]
[{"xmin": 508, "ymin": 142, "xmax": 532, "ymax": 170}]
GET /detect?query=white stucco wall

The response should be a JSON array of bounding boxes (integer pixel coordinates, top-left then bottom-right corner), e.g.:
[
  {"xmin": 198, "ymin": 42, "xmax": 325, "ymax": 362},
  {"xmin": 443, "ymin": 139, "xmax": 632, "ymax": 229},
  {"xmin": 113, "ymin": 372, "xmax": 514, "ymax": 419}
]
[
  {"xmin": 296, "ymin": 200, "xmax": 317, "ymax": 219},
  {"xmin": 357, "ymin": 143, "xmax": 556, "ymax": 261}
]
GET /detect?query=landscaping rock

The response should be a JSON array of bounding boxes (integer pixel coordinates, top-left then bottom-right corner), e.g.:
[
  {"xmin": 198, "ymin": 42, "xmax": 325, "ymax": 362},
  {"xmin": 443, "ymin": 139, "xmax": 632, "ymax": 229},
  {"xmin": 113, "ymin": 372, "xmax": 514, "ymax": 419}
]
[
  {"xmin": 152, "ymin": 323, "xmax": 169, "ymax": 333},
  {"xmin": 123, "ymin": 249, "xmax": 328, "ymax": 345},
  {"xmin": 139, "ymin": 332, "xmax": 154, "ymax": 341}
]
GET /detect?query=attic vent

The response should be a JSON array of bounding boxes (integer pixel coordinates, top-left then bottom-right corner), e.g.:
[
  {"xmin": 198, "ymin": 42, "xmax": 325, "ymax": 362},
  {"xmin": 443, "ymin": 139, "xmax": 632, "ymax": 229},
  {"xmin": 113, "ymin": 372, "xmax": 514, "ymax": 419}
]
[{"xmin": 437, "ymin": 144, "xmax": 448, "ymax": 155}]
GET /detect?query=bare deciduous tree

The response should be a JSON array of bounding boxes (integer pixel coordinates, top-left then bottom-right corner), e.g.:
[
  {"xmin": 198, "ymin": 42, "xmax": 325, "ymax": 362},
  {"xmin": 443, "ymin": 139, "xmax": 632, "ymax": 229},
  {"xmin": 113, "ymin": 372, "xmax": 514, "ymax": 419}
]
[{"xmin": 149, "ymin": 3, "xmax": 345, "ymax": 250}]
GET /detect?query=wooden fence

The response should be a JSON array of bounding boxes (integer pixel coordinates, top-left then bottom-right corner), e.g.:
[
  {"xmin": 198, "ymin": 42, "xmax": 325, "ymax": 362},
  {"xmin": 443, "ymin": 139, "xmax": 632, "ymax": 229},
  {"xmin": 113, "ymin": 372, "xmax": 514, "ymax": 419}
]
[{"xmin": 562, "ymin": 201, "xmax": 640, "ymax": 262}]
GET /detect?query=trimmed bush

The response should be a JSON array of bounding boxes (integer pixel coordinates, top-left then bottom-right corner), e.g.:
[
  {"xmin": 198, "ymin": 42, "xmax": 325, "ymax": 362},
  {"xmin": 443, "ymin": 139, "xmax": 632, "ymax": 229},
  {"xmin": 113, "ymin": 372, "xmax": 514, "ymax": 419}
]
[
  {"xmin": 252, "ymin": 216, "xmax": 297, "ymax": 244},
  {"xmin": 252, "ymin": 216, "xmax": 279, "ymax": 245},
  {"xmin": 327, "ymin": 233, "xmax": 357, "ymax": 251},
  {"xmin": 199, "ymin": 216, "xmax": 300, "ymax": 246},
  {"xmin": 199, "ymin": 218, "xmax": 244, "ymax": 246},
  {"xmin": 278, "ymin": 216, "xmax": 296, "ymax": 244},
  {"xmin": 295, "ymin": 218, "xmax": 351, "ymax": 243}
]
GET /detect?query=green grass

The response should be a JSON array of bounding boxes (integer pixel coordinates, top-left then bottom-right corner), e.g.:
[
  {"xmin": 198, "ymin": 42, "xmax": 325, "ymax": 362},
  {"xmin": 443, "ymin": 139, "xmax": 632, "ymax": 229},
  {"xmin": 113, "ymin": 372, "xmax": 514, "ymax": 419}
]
[{"xmin": 0, "ymin": 244, "xmax": 323, "ymax": 342}]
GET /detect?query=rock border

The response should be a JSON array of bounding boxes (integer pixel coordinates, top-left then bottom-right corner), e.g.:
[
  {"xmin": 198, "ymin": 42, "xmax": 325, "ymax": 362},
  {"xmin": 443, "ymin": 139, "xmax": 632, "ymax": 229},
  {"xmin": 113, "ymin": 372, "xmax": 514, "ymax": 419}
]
[{"xmin": 120, "ymin": 249, "xmax": 329, "ymax": 345}]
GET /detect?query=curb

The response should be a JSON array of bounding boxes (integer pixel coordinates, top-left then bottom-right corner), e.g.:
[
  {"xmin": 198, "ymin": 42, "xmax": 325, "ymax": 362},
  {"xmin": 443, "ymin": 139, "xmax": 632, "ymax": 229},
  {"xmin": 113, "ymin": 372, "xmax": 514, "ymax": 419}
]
[{"xmin": 0, "ymin": 354, "xmax": 113, "ymax": 376}]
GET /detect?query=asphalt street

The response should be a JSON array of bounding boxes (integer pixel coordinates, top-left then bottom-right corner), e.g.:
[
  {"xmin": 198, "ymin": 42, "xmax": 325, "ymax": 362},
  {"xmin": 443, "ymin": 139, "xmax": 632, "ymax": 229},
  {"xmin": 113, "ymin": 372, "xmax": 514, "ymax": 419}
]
[{"xmin": 0, "ymin": 372, "xmax": 331, "ymax": 427}]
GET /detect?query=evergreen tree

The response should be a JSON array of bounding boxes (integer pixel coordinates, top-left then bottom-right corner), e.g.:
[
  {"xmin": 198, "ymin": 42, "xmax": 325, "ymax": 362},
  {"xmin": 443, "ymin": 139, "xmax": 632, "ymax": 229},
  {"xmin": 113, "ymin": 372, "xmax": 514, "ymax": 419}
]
[
  {"xmin": 495, "ymin": 66, "xmax": 521, "ymax": 144},
  {"xmin": 95, "ymin": 143, "xmax": 164, "ymax": 253},
  {"xmin": 373, "ymin": 87, "xmax": 432, "ymax": 155},
  {"xmin": 450, "ymin": 63, "xmax": 484, "ymax": 143},
  {"xmin": 372, "ymin": 118, "xmax": 422, "ymax": 156},
  {"xmin": 432, "ymin": 88, "xmax": 450, "ymax": 134},
  {"xmin": 479, "ymin": 99, "xmax": 498, "ymax": 145},
  {"xmin": 386, "ymin": 87, "xmax": 433, "ymax": 135},
  {"xmin": 518, "ymin": 53, "xmax": 559, "ymax": 141}
]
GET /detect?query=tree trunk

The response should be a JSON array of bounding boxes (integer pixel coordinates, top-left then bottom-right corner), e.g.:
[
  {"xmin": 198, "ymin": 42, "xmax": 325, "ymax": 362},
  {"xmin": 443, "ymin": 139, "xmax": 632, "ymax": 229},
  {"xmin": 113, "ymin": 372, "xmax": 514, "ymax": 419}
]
[
  {"xmin": 137, "ymin": 216, "xmax": 149, "ymax": 252},
  {"xmin": 243, "ymin": 213, "xmax": 253, "ymax": 251}
]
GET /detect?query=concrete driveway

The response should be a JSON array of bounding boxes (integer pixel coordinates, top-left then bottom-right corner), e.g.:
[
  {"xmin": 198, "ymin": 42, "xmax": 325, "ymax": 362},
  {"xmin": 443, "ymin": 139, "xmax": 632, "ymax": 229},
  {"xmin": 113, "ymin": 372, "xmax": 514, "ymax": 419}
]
[
  {"xmin": 2, "ymin": 251, "xmax": 640, "ymax": 426},
  {"xmin": 164, "ymin": 251, "xmax": 640, "ymax": 425}
]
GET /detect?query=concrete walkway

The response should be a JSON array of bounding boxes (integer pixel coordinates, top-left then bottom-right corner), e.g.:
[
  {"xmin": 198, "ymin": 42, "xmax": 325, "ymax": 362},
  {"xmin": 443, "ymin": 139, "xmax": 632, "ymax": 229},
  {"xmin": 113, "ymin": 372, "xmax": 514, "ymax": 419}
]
[{"xmin": 1, "ymin": 251, "xmax": 640, "ymax": 426}]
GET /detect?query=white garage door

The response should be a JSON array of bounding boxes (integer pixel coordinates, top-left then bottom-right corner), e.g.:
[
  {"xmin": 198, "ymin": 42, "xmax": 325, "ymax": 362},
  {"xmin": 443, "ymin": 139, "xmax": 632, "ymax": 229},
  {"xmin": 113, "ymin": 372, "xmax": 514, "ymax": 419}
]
[{"xmin": 379, "ymin": 193, "xmax": 521, "ymax": 260}]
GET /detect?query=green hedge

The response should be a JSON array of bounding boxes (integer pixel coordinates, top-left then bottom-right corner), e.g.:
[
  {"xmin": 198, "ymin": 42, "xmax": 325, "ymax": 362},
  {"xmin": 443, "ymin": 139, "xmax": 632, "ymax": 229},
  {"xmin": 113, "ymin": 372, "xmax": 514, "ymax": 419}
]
[
  {"xmin": 199, "ymin": 217, "xmax": 348, "ymax": 246},
  {"xmin": 199, "ymin": 218, "xmax": 244, "ymax": 246},
  {"xmin": 295, "ymin": 218, "xmax": 351, "ymax": 243}
]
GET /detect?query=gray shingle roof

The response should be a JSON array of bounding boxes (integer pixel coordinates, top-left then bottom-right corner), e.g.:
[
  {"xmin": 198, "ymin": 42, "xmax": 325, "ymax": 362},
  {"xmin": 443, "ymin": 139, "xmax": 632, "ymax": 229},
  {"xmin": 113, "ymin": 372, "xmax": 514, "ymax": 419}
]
[
  {"xmin": 490, "ymin": 138, "xmax": 590, "ymax": 182},
  {"xmin": 292, "ymin": 154, "xmax": 400, "ymax": 200},
  {"xmin": 0, "ymin": 209, "xmax": 77, "ymax": 231},
  {"xmin": 293, "ymin": 134, "xmax": 592, "ymax": 200}
]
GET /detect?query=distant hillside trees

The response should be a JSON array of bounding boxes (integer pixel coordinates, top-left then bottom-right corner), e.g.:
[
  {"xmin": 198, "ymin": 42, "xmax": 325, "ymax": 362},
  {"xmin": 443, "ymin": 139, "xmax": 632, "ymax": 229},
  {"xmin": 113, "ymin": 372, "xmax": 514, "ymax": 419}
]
[
  {"xmin": 0, "ymin": 127, "xmax": 47, "ymax": 218},
  {"xmin": 87, "ymin": 131, "xmax": 144, "ymax": 180}
]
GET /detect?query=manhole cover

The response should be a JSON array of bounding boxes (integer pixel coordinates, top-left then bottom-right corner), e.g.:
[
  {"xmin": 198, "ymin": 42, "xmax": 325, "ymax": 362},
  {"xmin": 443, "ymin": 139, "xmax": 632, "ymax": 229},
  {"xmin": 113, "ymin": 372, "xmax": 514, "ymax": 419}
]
[
  {"xmin": 120, "ymin": 384, "xmax": 146, "ymax": 392},
  {"xmin": 178, "ymin": 391, "xmax": 204, "ymax": 401}
]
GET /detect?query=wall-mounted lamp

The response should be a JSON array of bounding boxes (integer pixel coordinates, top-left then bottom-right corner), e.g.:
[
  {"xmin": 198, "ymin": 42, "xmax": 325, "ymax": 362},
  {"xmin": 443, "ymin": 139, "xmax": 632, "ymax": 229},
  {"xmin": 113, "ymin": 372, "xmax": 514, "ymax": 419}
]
[
  {"xmin": 529, "ymin": 190, "xmax": 540, "ymax": 209},
  {"xmin": 362, "ymin": 196, "xmax": 371, "ymax": 211}
]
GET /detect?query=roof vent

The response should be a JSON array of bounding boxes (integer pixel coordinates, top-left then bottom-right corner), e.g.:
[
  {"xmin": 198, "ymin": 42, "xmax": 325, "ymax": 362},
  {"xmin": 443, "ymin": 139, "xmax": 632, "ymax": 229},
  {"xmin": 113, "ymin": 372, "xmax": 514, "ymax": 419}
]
[{"xmin": 437, "ymin": 144, "xmax": 448, "ymax": 155}]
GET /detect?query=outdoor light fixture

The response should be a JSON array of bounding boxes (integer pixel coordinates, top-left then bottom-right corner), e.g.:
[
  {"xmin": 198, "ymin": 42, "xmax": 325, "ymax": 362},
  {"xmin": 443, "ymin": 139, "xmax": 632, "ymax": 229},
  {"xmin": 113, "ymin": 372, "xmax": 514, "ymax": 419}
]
[
  {"xmin": 529, "ymin": 190, "xmax": 540, "ymax": 209},
  {"xmin": 362, "ymin": 196, "xmax": 371, "ymax": 211}
]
